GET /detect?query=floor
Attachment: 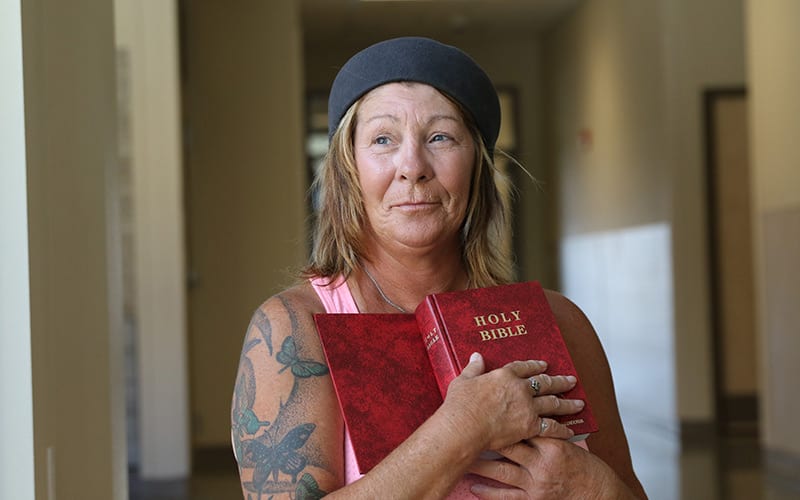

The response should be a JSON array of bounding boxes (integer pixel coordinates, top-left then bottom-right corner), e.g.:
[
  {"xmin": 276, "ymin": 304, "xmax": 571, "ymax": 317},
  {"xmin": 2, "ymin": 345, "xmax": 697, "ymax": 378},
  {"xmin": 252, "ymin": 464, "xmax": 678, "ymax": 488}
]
[
  {"xmin": 129, "ymin": 428, "xmax": 800, "ymax": 500},
  {"xmin": 624, "ymin": 421, "xmax": 800, "ymax": 500}
]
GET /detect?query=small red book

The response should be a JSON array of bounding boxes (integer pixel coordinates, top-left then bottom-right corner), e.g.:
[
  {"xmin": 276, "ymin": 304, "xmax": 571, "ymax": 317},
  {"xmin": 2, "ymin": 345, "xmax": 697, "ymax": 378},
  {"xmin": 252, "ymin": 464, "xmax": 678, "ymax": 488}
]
[
  {"xmin": 416, "ymin": 281, "xmax": 597, "ymax": 439},
  {"xmin": 314, "ymin": 281, "xmax": 597, "ymax": 474}
]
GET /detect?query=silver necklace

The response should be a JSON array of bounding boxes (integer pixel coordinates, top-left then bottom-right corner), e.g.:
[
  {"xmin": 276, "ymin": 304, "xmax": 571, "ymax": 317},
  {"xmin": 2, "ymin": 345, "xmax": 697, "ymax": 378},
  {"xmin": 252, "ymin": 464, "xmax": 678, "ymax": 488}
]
[{"xmin": 362, "ymin": 266, "xmax": 407, "ymax": 313}]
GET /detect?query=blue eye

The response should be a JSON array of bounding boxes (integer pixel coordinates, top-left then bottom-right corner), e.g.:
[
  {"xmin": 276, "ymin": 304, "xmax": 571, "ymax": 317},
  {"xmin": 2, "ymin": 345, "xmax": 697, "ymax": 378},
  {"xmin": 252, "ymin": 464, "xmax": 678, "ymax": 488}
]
[
  {"xmin": 431, "ymin": 134, "xmax": 449, "ymax": 142},
  {"xmin": 374, "ymin": 136, "xmax": 389, "ymax": 145}
]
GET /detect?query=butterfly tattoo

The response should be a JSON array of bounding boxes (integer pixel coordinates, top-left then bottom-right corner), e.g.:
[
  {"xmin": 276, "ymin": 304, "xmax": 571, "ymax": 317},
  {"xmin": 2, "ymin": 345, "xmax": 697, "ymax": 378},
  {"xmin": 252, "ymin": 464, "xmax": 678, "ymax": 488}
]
[
  {"xmin": 276, "ymin": 337, "xmax": 329, "ymax": 378},
  {"xmin": 241, "ymin": 423, "xmax": 316, "ymax": 489}
]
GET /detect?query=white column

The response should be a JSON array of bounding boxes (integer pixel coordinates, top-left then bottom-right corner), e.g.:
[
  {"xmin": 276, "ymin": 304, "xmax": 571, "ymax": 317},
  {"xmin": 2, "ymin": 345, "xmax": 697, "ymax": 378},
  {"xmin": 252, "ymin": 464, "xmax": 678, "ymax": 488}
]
[
  {"xmin": 114, "ymin": 0, "xmax": 190, "ymax": 479},
  {"xmin": 0, "ymin": 0, "xmax": 35, "ymax": 497}
]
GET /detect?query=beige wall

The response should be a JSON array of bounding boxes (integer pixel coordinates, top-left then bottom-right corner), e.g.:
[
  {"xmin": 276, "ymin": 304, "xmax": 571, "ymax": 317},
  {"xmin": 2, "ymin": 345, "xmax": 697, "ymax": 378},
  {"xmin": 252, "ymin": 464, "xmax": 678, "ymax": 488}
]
[
  {"xmin": 459, "ymin": 39, "xmax": 555, "ymax": 288},
  {"xmin": 544, "ymin": 0, "xmax": 745, "ymax": 433},
  {"xmin": 747, "ymin": 0, "xmax": 800, "ymax": 457},
  {"xmin": 547, "ymin": 1, "xmax": 671, "ymax": 235},
  {"xmin": 21, "ymin": 0, "xmax": 126, "ymax": 498},
  {"xmin": 184, "ymin": 0, "xmax": 307, "ymax": 447},
  {"xmin": 544, "ymin": 1, "xmax": 678, "ymax": 459},
  {"xmin": 114, "ymin": 0, "xmax": 190, "ymax": 478},
  {"xmin": 661, "ymin": 0, "xmax": 746, "ymax": 424}
]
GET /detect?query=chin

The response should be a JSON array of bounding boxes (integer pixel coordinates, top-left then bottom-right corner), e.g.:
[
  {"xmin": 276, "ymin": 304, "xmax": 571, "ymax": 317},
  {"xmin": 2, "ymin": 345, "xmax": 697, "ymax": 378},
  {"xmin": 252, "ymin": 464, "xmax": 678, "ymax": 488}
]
[{"xmin": 389, "ymin": 229, "xmax": 459, "ymax": 250}]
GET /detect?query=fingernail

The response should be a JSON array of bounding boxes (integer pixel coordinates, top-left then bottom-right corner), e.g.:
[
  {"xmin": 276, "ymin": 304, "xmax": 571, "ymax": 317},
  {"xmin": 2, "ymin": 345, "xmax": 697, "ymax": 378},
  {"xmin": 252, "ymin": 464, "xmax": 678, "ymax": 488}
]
[
  {"xmin": 470, "ymin": 352, "xmax": 481, "ymax": 363},
  {"xmin": 566, "ymin": 375, "xmax": 577, "ymax": 384},
  {"xmin": 575, "ymin": 400, "xmax": 585, "ymax": 408},
  {"xmin": 471, "ymin": 483, "xmax": 490, "ymax": 494},
  {"xmin": 531, "ymin": 360, "xmax": 547, "ymax": 369}
]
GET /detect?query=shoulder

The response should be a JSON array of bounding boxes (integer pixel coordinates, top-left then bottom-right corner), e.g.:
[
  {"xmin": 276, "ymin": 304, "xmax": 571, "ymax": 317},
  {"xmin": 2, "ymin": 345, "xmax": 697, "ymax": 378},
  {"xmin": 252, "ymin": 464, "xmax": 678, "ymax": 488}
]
[
  {"xmin": 542, "ymin": 288, "xmax": 610, "ymax": 394},
  {"xmin": 542, "ymin": 289, "xmax": 597, "ymax": 346},
  {"xmin": 257, "ymin": 280, "xmax": 326, "ymax": 319},
  {"xmin": 543, "ymin": 289, "xmax": 584, "ymax": 324},
  {"xmin": 243, "ymin": 281, "xmax": 331, "ymax": 374},
  {"xmin": 252, "ymin": 281, "xmax": 325, "ymax": 337}
]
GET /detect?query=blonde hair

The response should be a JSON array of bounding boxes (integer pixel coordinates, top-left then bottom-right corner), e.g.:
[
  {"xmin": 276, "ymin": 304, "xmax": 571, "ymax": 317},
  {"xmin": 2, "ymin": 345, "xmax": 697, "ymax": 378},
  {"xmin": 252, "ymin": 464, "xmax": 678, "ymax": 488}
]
[{"xmin": 303, "ymin": 92, "xmax": 514, "ymax": 288}]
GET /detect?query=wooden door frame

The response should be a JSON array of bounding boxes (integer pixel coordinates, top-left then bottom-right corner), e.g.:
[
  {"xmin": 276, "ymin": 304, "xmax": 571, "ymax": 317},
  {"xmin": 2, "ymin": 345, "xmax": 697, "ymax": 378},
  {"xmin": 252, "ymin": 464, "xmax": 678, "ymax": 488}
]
[{"xmin": 702, "ymin": 86, "xmax": 758, "ymax": 436}]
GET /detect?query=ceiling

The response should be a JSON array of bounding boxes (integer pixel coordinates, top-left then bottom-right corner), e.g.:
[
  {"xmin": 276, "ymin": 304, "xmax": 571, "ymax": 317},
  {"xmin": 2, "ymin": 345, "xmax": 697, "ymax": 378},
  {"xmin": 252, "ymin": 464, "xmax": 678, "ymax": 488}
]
[{"xmin": 301, "ymin": 0, "xmax": 582, "ymax": 46}]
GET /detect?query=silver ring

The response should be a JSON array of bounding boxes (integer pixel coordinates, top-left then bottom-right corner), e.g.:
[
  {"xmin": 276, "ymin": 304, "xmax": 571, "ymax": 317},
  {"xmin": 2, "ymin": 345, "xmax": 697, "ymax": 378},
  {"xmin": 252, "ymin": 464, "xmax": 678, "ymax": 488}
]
[
  {"xmin": 530, "ymin": 377, "xmax": 541, "ymax": 396},
  {"xmin": 540, "ymin": 419, "xmax": 549, "ymax": 435}
]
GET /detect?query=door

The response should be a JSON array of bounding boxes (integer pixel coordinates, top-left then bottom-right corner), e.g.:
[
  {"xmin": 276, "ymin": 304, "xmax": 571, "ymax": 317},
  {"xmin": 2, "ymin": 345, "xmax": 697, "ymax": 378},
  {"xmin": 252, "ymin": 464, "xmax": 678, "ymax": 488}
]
[{"xmin": 704, "ymin": 89, "xmax": 758, "ymax": 436}]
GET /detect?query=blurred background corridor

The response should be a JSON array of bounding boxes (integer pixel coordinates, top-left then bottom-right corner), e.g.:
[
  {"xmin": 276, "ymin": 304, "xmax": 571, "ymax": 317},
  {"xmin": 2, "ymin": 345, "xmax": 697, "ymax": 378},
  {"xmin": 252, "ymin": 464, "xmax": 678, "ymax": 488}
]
[{"xmin": 3, "ymin": 1, "xmax": 799, "ymax": 499}]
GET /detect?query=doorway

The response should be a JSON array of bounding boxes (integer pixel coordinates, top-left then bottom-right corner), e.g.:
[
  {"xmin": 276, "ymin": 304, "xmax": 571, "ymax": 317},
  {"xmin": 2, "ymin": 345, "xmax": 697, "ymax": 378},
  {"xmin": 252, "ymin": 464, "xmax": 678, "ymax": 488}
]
[{"xmin": 703, "ymin": 88, "xmax": 759, "ymax": 436}]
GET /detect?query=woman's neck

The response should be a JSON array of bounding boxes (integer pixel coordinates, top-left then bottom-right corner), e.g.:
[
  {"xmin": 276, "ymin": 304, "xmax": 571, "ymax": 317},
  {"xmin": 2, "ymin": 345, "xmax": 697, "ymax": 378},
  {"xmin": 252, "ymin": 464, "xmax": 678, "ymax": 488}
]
[{"xmin": 351, "ymin": 245, "xmax": 468, "ymax": 314}]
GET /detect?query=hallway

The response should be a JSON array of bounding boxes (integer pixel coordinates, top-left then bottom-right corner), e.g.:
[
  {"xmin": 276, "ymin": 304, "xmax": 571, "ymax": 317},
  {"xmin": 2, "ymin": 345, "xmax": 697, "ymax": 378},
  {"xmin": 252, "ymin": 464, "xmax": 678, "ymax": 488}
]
[{"xmin": 5, "ymin": 1, "xmax": 800, "ymax": 499}]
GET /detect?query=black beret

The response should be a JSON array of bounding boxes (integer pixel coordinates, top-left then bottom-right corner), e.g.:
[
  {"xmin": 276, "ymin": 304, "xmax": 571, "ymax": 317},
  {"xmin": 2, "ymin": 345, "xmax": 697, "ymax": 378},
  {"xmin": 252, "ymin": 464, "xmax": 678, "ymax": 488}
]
[{"xmin": 328, "ymin": 37, "xmax": 501, "ymax": 154}]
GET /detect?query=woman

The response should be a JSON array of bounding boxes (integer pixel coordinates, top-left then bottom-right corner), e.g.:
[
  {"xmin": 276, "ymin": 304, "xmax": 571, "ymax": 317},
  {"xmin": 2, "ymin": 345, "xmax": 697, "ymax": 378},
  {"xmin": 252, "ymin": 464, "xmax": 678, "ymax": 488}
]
[{"xmin": 231, "ymin": 37, "xmax": 647, "ymax": 499}]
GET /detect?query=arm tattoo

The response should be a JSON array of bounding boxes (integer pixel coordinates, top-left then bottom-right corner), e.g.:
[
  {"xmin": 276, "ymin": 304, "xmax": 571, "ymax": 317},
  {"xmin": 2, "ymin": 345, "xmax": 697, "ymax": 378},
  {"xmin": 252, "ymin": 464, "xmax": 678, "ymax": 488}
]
[
  {"xmin": 245, "ymin": 307, "xmax": 273, "ymax": 355},
  {"xmin": 233, "ymin": 295, "xmax": 332, "ymax": 499}
]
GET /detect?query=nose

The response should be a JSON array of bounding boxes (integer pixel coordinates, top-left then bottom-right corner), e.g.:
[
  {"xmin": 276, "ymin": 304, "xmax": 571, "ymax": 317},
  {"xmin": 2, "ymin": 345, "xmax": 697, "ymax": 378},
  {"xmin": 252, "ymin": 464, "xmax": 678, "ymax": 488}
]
[{"xmin": 395, "ymin": 138, "xmax": 433, "ymax": 183}]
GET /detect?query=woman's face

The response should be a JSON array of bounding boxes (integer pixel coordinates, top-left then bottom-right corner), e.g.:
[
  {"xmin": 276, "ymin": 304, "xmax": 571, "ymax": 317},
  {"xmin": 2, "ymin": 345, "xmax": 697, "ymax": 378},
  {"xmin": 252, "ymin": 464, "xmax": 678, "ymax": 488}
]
[{"xmin": 353, "ymin": 82, "xmax": 475, "ymax": 253}]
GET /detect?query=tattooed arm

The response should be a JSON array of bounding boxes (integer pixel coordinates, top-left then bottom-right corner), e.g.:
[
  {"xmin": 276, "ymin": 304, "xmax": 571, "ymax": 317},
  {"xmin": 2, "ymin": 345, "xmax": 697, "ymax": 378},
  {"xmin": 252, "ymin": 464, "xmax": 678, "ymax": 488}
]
[
  {"xmin": 231, "ymin": 283, "xmax": 576, "ymax": 499},
  {"xmin": 231, "ymin": 286, "xmax": 342, "ymax": 499}
]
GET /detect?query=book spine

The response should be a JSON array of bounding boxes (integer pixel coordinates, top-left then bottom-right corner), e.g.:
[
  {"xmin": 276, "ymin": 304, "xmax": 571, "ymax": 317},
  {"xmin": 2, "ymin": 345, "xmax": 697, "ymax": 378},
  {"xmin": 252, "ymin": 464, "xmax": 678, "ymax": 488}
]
[{"xmin": 416, "ymin": 297, "xmax": 459, "ymax": 397}]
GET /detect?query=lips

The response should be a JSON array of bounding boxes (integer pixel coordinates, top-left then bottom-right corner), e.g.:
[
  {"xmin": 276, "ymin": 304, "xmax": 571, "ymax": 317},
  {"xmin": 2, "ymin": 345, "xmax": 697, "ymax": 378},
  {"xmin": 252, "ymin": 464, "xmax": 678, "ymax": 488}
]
[
  {"xmin": 393, "ymin": 201, "xmax": 436, "ymax": 207},
  {"xmin": 390, "ymin": 191, "xmax": 438, "ymax": 208},
  {"xmin": 391, "ymin": 200, "xmax": 439, "ymax": 210}
]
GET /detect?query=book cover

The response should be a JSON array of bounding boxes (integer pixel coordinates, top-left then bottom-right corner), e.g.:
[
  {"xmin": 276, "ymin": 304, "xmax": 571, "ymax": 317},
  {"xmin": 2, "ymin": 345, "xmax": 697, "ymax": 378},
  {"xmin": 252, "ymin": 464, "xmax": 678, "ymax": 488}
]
[
  {"xmin": 314, "ymin": 281, "xmax": 597, "ymax": 474},
  {"xmin": 314, "ymin": 313, "xmax": 443, "ymax": 473},
  {"xmin": 416, "ymin": 281, "xmax": 597, "ymax": 440}
]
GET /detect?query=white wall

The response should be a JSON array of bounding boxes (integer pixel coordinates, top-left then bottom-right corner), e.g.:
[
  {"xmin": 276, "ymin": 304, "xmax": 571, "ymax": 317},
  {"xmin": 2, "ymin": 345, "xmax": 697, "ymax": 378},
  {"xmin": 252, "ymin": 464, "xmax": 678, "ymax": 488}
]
[
  {"xmin": 0, "ymin": 0, "xmax": 35, "ymax": 498},
  {"xmin": 560, "ymin": 223, "xmax": 678, "ymax": 495},
  {"xmin": 561, "ymin": 224, "xmax": 675, "ymax": 427}
]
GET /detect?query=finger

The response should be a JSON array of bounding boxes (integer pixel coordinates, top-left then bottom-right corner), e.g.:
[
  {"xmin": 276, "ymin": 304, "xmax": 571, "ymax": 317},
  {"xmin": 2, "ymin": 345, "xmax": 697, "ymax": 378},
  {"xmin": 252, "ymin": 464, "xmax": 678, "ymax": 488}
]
[
  {"xmin": 494, "ymin": 441, "xmax": 542, "ymax": 465},
  {"xmin": 470, "ymin": 483, "xmax": 527, "ymax": 500},
  {"xmin": 467, "ymin": 458, "xmax": 530, "ymax": 490},
  {"xmin": 470, "ymin": 482, "xmax": 528, "ymax": 500},
  {"xmin": 460, "ymin": 352, "xmax": 486, "ymax": 379},
  {"xmin": 528, "ymin": 373, "xmax": 577, "ymax": 396},
  {"xmin": 535, "ymin": 417, "xmax": 574, "ymax": 440},
  {"xmin": 533, "ymin": 394, "xmax": 586, "ymax": 416},
  {"xmin": 505, "ymin": 359, "xmax": 548, "ymax": 378}
]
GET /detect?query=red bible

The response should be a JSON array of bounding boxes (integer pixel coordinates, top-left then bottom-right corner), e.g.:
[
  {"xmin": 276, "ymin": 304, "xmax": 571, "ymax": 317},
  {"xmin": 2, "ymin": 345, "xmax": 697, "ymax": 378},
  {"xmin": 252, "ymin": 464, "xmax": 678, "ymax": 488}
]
[
  {"xmin": 415, "ymin": 281, "xmax": 597, "ymax": 439},
  {"xmin": 314, "ymin": 281, "xmax": 597, "ymax": 474}
]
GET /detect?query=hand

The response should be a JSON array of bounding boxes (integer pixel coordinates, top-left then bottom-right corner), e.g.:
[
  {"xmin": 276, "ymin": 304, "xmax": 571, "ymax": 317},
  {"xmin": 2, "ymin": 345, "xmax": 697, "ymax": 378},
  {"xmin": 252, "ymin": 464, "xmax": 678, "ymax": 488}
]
[
  {"xmin": 441, "ymin": 353, "xmax": 586, "ymax": 452},
  {"xmin": 467, "ymin": 438, "xmax": 636, "ymax": 500}
]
